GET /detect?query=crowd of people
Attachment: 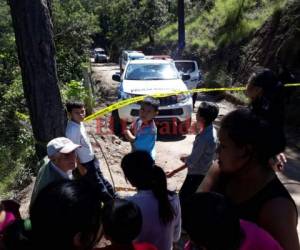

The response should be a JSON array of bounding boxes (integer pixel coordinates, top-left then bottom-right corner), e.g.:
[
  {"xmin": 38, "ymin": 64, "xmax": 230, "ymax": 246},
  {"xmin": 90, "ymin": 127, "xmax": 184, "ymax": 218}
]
[{"xmin": 0, "ymin": 67, "xmax": 299, "ymax": 250}]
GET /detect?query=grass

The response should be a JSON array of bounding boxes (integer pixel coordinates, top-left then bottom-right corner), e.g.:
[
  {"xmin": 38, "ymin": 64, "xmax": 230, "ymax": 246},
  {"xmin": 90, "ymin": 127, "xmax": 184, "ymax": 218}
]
[
  {"xmin": 144, "ymin": 0, "xmax": 290, "ymax": 89},
  {"xmin": 153, "ymin": 0, "xmax": 288, "ymax": 53}
]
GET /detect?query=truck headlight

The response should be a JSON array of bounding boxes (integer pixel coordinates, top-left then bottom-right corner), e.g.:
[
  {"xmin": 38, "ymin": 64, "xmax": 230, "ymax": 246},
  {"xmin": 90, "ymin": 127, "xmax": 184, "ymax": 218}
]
[{"xmin": 177, "ymin": 93, "xmax": 190, "ymax": 103}]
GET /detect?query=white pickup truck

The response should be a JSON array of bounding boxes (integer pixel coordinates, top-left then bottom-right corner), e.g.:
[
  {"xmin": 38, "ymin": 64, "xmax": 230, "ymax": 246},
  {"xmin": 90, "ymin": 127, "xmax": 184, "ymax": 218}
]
[{"xmin": 112, "ymin": 59, "xmax": 193, "ymax": 135}]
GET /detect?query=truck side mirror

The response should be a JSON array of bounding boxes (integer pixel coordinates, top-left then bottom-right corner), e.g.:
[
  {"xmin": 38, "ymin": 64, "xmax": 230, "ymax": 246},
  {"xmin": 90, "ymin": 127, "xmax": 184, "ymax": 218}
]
[{"xmin": 112, "ymin": 74, "xmax": 121, "ymax": 82}]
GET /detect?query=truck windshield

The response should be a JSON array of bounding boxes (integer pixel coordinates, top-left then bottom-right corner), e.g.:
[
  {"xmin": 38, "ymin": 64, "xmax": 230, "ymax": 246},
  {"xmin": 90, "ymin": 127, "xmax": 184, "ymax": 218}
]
[{"xmin": 125, "ymin": 63, "xmax": 178, "ymax": 80}]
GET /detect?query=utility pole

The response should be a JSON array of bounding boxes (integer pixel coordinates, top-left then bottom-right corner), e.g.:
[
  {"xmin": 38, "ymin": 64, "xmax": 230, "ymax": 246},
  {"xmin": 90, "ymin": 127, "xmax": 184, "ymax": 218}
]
[{"xmin": 177, "ymin": 0, "xmax": 185, "ymax": 57}]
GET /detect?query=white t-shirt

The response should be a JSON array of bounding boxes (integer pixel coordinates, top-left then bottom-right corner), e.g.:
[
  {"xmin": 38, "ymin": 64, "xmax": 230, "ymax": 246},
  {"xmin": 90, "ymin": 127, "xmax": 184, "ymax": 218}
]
[
  {"xmin": 66, "ymin": 120, "xmax": 94, "ymax": 163},
  {"xmin": 127, "ymin": 190, "xmax": 181, "ymax": 250}
]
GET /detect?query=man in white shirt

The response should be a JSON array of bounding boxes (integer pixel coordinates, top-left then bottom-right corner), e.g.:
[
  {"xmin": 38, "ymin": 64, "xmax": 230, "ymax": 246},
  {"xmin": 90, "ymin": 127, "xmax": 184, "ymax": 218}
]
[{"xmin": 66, "ymin": 101, "xmax": 114, "ymax": 201}]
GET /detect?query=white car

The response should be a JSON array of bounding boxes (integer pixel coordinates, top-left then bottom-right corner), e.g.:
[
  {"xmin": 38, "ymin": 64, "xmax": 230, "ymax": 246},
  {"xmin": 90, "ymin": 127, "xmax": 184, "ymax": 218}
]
[
  {"xmin": 112, "ymin": 59, "xmax": 193, "ymax": 135},
  {"xmin": 174, "ymin": 60, "xmax": 202, "ymax": 106},
  {"xmin": 119, "ymin": 50, "xmax": 145, "ymax": 73}
]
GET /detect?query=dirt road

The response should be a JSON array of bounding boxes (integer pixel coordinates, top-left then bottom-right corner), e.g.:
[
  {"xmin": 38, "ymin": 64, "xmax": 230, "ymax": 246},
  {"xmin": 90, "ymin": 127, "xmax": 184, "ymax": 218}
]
[{"xmin": 90, "ymin": 62, "xmax": 300, "ymax": 233}]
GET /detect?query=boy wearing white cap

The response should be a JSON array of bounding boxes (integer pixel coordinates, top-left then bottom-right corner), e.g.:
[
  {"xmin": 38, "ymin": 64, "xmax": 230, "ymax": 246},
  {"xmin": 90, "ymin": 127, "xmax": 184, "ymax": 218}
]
[{"xmin": 30, "ymin": 137, "xmax": 80, "ymax": 204}]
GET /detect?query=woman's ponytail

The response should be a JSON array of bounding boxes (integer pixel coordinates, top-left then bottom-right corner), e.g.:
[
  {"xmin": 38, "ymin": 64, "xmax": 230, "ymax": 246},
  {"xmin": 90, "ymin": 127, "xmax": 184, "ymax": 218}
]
[{"xmin": 151, "ymin": 166, "xmax": 175, "ymax": 224}]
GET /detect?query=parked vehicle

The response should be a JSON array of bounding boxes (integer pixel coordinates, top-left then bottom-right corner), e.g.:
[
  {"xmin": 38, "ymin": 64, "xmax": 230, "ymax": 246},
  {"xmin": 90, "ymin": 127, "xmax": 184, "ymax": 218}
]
[
  {"xmin": 119, "ymin": 50, "xmax": 145, "ymax": 73},
  {"xmin": 174, "ymin": 60, "xmax": 202, "ymax": 107},
  {"xmin": 94, "ymin": 48, "xmax": 109, "ymax": 63},
  {"xmin": 112, "ymin": 59, "xmax": 193, "ymax": 135}
]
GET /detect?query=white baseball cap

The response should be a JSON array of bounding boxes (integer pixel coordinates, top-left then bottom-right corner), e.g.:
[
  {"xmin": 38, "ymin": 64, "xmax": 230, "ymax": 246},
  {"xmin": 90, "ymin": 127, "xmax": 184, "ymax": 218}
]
[{"xmin": 47, "ymin": 137, "xmax": 80, "ymax": 157}]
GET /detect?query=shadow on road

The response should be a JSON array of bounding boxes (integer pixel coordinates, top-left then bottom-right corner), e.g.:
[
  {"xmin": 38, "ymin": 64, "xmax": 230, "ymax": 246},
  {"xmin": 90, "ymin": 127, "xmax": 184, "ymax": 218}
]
[{"xmin": 157, "ymin": 134, "xmax": 186, "ymax": 142}]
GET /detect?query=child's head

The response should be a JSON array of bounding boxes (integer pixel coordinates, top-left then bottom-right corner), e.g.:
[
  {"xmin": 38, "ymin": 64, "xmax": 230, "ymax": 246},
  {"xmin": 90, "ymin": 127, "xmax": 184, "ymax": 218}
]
[
  {"xmin": 66, "ymin": 101, "xmax": 86, "ymax": 123},
  {"xmin": 121, "ymin": 150, "xmax": 154, "ymax": 189},
  {"xmin": 121, "ymin": 151, "xmax": 175, "ymax": 224},
  {"xmin": 246, "ymin": 68, "xmax": 279, "ymax": 101},
  {"xmin": 102, "ymin": 198, "xmax": 142, "ymax": 244},
  {"xmin": 139, "ymin": 98, "xmax": 159, "ymax": 123},
  {"xmin": 218, "ymin": 108, "xmax": 284, "ymax": 173},
  {"xmin": 30, "ymin": 180, "xmax": 103, "ymax": 250},
  {"xmin": 182, "ymin": 192, "xmax": 242, "ymax": 250},
  {"xmin": 196, "ymin": 101, "xmax": 219, "ymax": 127}
]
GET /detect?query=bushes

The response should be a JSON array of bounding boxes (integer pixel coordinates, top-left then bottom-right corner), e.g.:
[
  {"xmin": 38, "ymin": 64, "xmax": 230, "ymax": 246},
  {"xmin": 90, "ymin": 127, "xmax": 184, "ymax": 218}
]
[
  {"xmin": 0, "ymin": 78, "xmax": 36, "ymax": 198},
  {"xmin": 52, "ymin": 0, "xmax": 99, "ymax": 83},
  {"xmin": 60, "ymin": 79, "xmax": 94, "ymax": 115}
]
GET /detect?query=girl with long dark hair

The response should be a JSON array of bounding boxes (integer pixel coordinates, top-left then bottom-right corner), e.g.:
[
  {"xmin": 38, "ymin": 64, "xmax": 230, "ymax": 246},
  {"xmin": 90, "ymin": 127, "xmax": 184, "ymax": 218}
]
[{"xmin": 121, "ymin": 151, "xmax": 181, "ymax": 250}]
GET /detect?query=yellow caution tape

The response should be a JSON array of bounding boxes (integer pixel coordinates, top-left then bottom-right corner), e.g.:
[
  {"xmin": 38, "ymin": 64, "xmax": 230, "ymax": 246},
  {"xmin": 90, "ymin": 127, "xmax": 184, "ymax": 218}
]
[
  {"xmin": 85, "ymin": 96, "xmax": 144, "ymax": 121},
  {"xmin": 284, "ymin": 83, "xmax": 300, "ymax": 87},
  {"xmin": 84, "ymin": 83, "xmax": 300, "ymax": 122}
]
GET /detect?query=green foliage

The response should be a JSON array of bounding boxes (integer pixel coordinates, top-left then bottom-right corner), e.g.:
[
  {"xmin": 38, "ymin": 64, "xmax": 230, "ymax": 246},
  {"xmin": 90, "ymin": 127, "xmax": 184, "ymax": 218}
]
[
  {"xmin": 0, "ymin": 78, "xmax": 36, "ymax": 197},
  {"xmin": 0, "ymin": 1, "xmax": 18, "ymax": 85},
  {"xmin": 0, "ymin": 1, "xmax": 37, "ymax": 195},
  {"xmin": 60, "ymin": 79, "xmax": 94, "ymax": 114},
  {"xmin": 156, "ymin": 0, "xmax": 288, "ymax": 52},
  {"xmin": 204, "ymin": 68, "xmax": 233, "ymax": 88},
  {"xmin": 52, "ymin": 0, "xmax": 99, "ymax": 83},
  {"xmin": 94, "ymin": 0, "xmax": 170, "ymax": 58},
  {"xmin": 61, "ymin": 80, "xmax": 89, "ymax": 102}
]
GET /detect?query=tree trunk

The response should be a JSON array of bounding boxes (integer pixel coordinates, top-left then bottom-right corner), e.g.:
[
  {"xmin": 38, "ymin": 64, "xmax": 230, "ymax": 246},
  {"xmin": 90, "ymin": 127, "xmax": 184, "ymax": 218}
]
[{"xmin": 9, "ymin": 0, "xmax": 66, "ymax": 159}]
